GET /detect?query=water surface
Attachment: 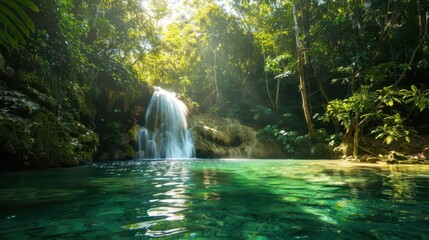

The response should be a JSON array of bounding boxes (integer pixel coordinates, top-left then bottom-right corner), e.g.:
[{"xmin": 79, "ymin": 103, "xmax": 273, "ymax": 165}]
[{"xmin": 1, "ymin": 159, "xmax": 429, "ymax": 239}]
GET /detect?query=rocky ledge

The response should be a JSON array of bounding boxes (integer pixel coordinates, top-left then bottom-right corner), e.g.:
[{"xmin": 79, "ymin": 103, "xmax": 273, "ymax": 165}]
[{"xmin": 191, "ymin": 114, "xmax": 283, "ymax": 158}]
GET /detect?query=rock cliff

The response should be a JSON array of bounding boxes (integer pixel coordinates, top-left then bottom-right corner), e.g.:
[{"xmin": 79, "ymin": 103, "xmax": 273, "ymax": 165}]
[{"xmin": 192, "ymin": 114, "xmax": 283, "ymax": 158}]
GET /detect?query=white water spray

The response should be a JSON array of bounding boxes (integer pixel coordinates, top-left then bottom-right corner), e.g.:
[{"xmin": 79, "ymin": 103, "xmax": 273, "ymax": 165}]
[{"xmin": 136, "ymin": 87, "xmax": 195, "ymax": 159}]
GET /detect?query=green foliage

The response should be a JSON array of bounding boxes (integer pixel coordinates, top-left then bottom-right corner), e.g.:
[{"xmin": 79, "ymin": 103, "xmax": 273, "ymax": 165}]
[
  {"xmin": 402, "ymin": 85, "xmax": 429, "ymax": 111},
  {"xmin": 2, "ymin": 0, "xmax": 428, "ymax": 162},
  {"xmin": 0, "ymin": 0, "xmax": 39, "ymax": 49},
  {"xmin": 12, "ymin": 0, "xmax": 157, "ymax": 122},
  {"xmin": 250, "ymin": 105, "xmax": 273, "ymax": 120},
  {"xmin": 265, "ymin": 54, "xmax": 291, "ymax": 75},
  {"xmin": 136, "ymin": 2, "xmax": 266, "ymax": 116},
  {"xmin": 369, "ymin": 85, "xmax": 429, "ymax": 144},
  {"xmin": 106, "ymin": 121, "xmax": 122, "ymax": 142},
  {"xmin": 323, "ymin": 87, "xmax": 375, "ymax": 127},
  {"xmin": 324, "ymin": 85, "xmax": 429, "ymax": 145},
  {"xmin": 371, "ymin": 113, "xmax": 414, "ymax": 144},
  {"xmin": 257, "ymin": 125, "xmax": 340, "ymax": 158}
]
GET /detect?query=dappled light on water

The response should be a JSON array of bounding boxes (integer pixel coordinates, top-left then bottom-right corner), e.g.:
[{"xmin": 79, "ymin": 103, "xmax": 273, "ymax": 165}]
[{"xmin": 0, "ymin": 160, "xmax": 428, "ymax": 239}]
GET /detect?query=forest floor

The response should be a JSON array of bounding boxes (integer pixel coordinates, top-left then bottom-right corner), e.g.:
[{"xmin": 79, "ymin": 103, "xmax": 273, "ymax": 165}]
[{"xmin": 344, "ymin": 135, "xmax": 429, "ymax": 164}]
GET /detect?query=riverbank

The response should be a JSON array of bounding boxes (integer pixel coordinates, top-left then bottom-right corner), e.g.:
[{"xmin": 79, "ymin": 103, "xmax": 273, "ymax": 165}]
[
  {"xmin": 336, "ymin": 134, "xmax": 429, "ymax": 164},
  {"xmin": 343, "ymin": 149, "xmax": 429, "ymax": 165}
]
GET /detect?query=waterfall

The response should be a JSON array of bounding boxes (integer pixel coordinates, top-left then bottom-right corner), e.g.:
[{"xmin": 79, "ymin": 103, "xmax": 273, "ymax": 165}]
[{"xmin": 136, "ymin": 87, "xmax": 195, "ymax": 159}]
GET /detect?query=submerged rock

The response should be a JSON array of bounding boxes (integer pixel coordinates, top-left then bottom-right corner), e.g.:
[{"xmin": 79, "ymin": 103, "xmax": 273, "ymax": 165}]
[{"xmin": 192, "ymin": 114, "xmax": 283, "ymax": 158}]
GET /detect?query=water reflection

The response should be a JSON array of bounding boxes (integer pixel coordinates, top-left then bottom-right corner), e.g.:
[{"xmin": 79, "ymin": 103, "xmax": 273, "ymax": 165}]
[
  {"xmin": 202, "ymin": 168, "xmax": 221, "ymax": 200},
  {"xmin": 121, "ymin": 162, "xmax": 190, "ymax": 237},
  {"xmin": 317, "ymin": 163, "xmax": 429, "ymax": 203},
  {"xmin": 0, "ymin": 160, "xmax": 428, "ymax": 239}
]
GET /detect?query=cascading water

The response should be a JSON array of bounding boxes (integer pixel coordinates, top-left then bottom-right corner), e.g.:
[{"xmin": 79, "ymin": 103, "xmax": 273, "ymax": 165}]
[{"xmin": 136, "ymin": 87, "xmax": 195, "ymax": 159}]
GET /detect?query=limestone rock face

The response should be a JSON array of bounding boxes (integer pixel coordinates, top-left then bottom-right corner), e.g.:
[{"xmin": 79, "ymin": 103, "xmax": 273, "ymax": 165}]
[
  {"xmin": 192, "ymin": 114, "xmax": 283, "ymax": 158},
  {"xmin": 93, "ymin": 75, "xmax": 152, "ymax": 161},
  {"xmin": 0, "ymin": 87, "xmax": 98, "ymax": 170}
]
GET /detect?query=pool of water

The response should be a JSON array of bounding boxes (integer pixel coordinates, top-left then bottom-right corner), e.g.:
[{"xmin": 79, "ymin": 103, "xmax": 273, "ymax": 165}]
[{"xmin": 1, "ymin": 159, "xmax": 429, "ymax": 239}]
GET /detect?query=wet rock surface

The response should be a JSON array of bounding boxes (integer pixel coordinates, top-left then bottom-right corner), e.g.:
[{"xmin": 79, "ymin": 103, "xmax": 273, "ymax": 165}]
[
  {"xmin": 0, "ymin": 68, "xmax": 152, "ymax": 169},
  {"xmin": 192, "ymin": 114, "xmax": 283, "ymax": 158}
]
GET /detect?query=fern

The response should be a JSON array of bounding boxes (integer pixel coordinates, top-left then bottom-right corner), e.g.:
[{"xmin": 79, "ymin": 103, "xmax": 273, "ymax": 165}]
[{"xmin": 0, "ymin": 0, "xmax": 39, "ymax": 49}]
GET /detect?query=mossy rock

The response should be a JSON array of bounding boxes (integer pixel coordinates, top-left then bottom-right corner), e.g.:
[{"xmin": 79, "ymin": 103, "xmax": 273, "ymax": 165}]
[
  {"xmin": 74, "ymin": 125, "xmax": 99, "ymax": 162},
  {"xmin": 28, "ymin": 111, "xmax": 99, "ymax": 168},
  {"xmin": 128, "ymin": 124, "xmax": 141, "ymax": 143},
  {"xmin": 124, "ymin": 144, "xmax": 135, "ymax": 159},
  {"xmin": 0, "ymin": 89, "xmax": 40, "ymax": 117},
  {"xmin": 29, "ymin": 110, "xmax": 75, "ymax": 167},
  {"xmin": 0, "ymin": 114, "xmax": 33, "ymax": 169},
  {"xmin": 1, "ymin": 107, "xmax": 100, "ymax": 169},
  {"xmin": 20, "ymin": 86, "xmax": 58, "ymax": 111}
]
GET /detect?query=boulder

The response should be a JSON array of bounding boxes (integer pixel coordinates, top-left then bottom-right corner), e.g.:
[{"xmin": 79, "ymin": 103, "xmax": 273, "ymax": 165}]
[{"xmin": 192, "ymin": 114, "xmax": 283, "ymax": 158}]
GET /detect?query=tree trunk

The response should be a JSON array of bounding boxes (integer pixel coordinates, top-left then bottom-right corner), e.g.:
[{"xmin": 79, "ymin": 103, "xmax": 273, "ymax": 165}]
[
  {"xmin": 334, "ymin": 124, "xmax": 354, "ymax": 158},
  {"xmin": 275, "ymin": 77, "xmax": 280, "ymax": 111},
  {"xmin": 336, "ymin": 116, "xmax": 367, "ymax": 158},
  {"xmin": 314, "ymin": 65, "xmax": 341, "ymax": 133},
  {"xmin": 292, "ymin": 0, "xmax": 315, "ymax": 138},
  {"xmin": 353, "ymin": 118, "xmax": 360, "ymax": 157},
  {"xmin": 263, "ymin": 52, "xmax": 276, "ymax": 110},
  {"xmin": 213, "ymin": 50, "xmax": 219, "ymax": 100}
]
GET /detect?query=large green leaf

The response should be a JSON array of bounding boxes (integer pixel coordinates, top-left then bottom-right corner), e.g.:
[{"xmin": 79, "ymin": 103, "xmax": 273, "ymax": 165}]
[
  {"xmin": 0, "ymin": 4, "xmax": 30, "ymax": 36},
  {"xmin": 0, "ymin": 11, "xmax": 25, "ymax": 46},
  {"xmin": 0, "ymin": 10, "xmax": 21, "ymax": 36},
  {"xmin": 0, "ymin": 28, "xmax": 17, "ymax": 46},
  {"xmin": 15, "ymin": 0, "xmax": 39, "ymax": 12},
  {"xmin": 3, "ymin": 0, "xmax": 35, "ymax": 33},
  {"xmin": 0, "ymin": 0, "xmax": 38, "ymax": 49}
]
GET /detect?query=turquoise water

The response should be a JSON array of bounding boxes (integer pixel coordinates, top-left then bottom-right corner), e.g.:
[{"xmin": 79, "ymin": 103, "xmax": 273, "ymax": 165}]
[{"xmin": 1, "ymin": 159, "xmax": 429, "ymax": 239}]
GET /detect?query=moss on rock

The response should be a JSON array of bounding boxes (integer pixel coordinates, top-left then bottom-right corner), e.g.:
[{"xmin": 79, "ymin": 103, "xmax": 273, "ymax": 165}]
[
  {"xmin": 0, "ymin": 87, "xmax": 100, "ymax": 170},
  {"xmin": 124, "ymin": 144, "xmax": 135, "ymax": 159},
  {"xmin": 29, "ymin": 110, "xmax": 75, "ymax": 167},
  {"xmin": 0, "ymin": 112, "xmax": 33, "ymax": 169}
]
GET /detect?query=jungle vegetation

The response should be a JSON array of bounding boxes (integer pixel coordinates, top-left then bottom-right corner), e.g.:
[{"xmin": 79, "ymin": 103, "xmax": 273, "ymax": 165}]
[{"xmin": 1, "ymin": 0, "xmax": 429, "ymax": 159}]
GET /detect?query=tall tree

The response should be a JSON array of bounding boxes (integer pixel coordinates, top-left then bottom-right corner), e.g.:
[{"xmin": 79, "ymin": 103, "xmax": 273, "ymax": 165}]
[{"xmin": 292, "ymin": 0, "xmax": 315, "ymax": 137}]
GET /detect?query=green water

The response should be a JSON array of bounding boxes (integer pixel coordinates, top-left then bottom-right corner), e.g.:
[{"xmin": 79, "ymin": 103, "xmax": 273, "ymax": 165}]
[{"xmin": 1, "ymin": 160, "xmax": 429, "ymax": 239}]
